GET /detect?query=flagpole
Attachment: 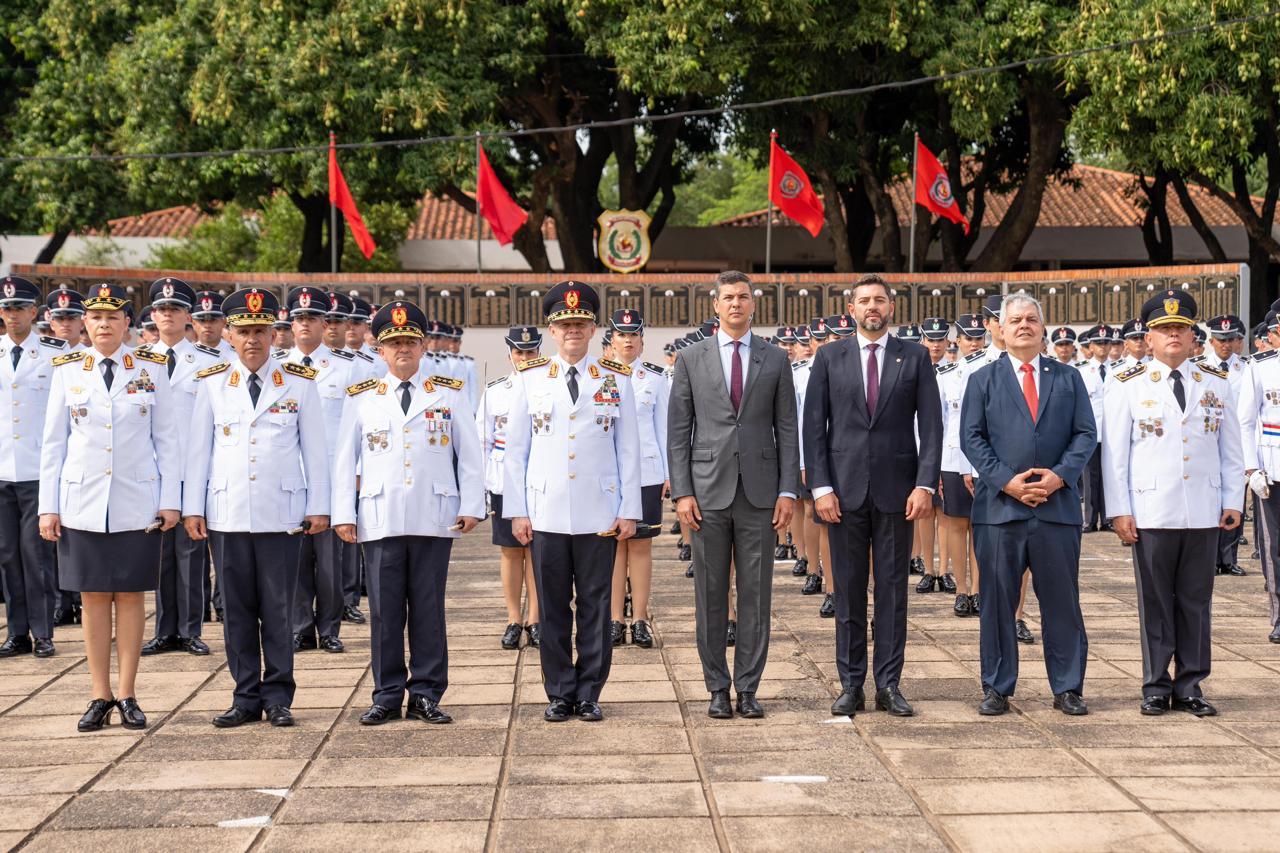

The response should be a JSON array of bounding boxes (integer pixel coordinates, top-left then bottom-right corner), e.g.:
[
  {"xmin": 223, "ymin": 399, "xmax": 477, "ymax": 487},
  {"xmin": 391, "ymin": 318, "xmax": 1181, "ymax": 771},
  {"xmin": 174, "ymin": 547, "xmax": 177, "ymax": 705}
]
[
  {"xmin": 475, "ymin": 131, "xmax": 483, "ymax": 274},
  {"xmin": 908, "ymin": 132, "xmax": 918, "ymax": 274},
  {"xmin": 766, "ymin": 129, "xmax": 776, "ymax": 275},
  {"xmin": 330, "ymin": 132, "xmax": 339, "ymax": 275}
]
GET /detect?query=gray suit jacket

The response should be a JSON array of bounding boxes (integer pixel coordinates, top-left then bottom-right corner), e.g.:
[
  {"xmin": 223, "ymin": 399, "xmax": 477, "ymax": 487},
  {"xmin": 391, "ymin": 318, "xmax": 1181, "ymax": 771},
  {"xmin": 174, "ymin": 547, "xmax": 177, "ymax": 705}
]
[{"xmin": 667, "ymin": 333, "xmax": 800, "ymax": 511}]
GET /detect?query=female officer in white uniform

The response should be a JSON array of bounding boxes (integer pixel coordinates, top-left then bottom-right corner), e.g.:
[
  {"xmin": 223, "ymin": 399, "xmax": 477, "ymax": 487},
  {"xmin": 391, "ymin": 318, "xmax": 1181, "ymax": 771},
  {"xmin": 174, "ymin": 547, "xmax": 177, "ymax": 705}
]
[{"xmin": 39, "ymin": 284, "xmax": 182, "ymax": 732}]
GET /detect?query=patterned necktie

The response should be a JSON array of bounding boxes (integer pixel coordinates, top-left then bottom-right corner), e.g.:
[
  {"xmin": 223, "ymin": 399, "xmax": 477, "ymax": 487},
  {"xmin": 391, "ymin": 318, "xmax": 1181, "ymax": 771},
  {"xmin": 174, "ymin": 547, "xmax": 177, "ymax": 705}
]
[
  {"xmin": 567, "ymin": 366, "xmax": 579, "ymax": 404},
  {"xmin": 166, "ymin": 347, "xmax": 177, "ymax": 378},
  {"xmin": 1020, "ymin": 363, "xmax": 1038, "ymax": 422},
  {"xmin": 101, "ymin": 358, "xmax": 115, "ymax": 390},
  {"xmin": 865, "ymin": 343, "xmax": 880, "ymax": 415},
  {"xmin": 248, "ymin": 372, "xmax": 261, "ymax": 407},
  {"xmin": 399, "ymin": 380, "xmax": 412, "ymax": 414},
  {"xmin": 1171, "ymin": 369, "xmax": 1186, "ymax": 411},
  {"xmin": 730, "ymin": 340, "xmax": 743, "ymax": 412}
]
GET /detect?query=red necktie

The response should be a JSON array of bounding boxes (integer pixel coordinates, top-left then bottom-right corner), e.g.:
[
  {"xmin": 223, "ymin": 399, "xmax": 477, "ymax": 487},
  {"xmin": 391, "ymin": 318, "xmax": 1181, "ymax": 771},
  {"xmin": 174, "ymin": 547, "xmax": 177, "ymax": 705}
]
[
  {"xmin": 730, "ymin": 340, "xmax": 743, "ymax": 412},
  {"xmin": 1020, "ymin": 363, "xmax": 1038, "ymax": 422}
]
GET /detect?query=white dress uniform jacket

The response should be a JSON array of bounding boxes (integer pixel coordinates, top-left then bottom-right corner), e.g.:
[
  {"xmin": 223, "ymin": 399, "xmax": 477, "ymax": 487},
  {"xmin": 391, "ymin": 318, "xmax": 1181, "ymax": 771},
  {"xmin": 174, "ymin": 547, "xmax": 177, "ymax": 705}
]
[
  {"xmin": 1076, "ymin": 358, "xmax": 1107, "ymax": 431},
  {"xmin": 792, "ymin": 359, "xmax": 811, "ymax": 470},
  {"xmin": 631, "ymin": 360, "xmax": 670, "ymax": 486},
  {"xmin": 937, "ymin": 360, "xmax": 973, "ymax": 475},
  {"xmin": 332, "ymin": 371, "xmax": 484, "ymax": 541},
  {"xmin": 183, "ymin": 358, "xmax": 330, "ymax": 532},
  {"xmin": 1101, "ymin": 361, "xmax": 1244, "ymax": 529},
  {"xmin": 39, "ymin": 347, "xmax": 182, "ymax": 531},
  {"xmin": 0, "ymin": 333, "xmax": 68, "ymax": 482},
  {"xmin": 138, "ymin": 339, "xmax": 222, "ymax": 475},
  {"xmin": 477, "ymin": 373, "xmax": 518, "ymax": 494},
  {"xmin": 503, "ymin": 355, "xmax": 643, "ymax": 534},
  {"xmin": 1236, "ymin": 350, "xmax": 1280, "ymax": 480},
  {"xmin": 286, "ymin": 344, "xmax": 356, "ymax": 441}
]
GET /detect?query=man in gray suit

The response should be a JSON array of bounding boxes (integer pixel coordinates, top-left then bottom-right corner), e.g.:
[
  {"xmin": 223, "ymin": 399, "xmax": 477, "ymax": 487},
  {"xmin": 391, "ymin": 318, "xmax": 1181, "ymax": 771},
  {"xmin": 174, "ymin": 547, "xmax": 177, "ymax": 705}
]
[{"xmin": 668, "ymin": 270, "xmax": 800, "ymax": 719}]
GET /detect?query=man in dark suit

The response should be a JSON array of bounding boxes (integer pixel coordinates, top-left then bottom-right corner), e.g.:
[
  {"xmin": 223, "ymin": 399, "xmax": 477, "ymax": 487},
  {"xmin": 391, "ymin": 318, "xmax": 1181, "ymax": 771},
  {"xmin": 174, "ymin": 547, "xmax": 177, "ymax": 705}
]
[
  {"xmin": 668, "ymin": 270, "xmax": 800, "ymax": 720},
  {"xmin": 804, "ymin": 274, "xmax": 943, "ymax": 718},
  {"xmin": 960, "ymin": 294, "xmax": 1096, "ymax": 716}
]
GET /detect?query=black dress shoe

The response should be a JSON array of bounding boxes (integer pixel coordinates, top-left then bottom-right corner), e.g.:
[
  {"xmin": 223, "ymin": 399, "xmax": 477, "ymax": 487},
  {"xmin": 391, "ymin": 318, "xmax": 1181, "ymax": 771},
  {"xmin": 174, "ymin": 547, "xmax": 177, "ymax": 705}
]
[
  {"xmin": 0, "ymin": 635, "xmax": 33, "ymax": 657},
  {"xmin": 1140, "ymin": 695, "xmax": 1170, "ymax": 716},
  {"xmin": 801, "ymin": 573, "xmax": 823, "ymax": 595},
  {"xmin": 939, "ymin": 573, "xmax": 958, "ymax": 593},
  {"xmin": 526, "ymin": 624, "xmax": 541, "ymax": 648},
  {"xmin": 342, "ymin": 604, "xmax": 367, "ymax": 624},
  {"xmin": 576, "ymin": 700, "xmax": 603, "ymax": 722},
  {"xmin": 610, "ymin": 620, "xmax": 627, "ymax": 647},
  {"xmin": 293, "ymin": 632, "xmax": 317, "ymax": 651},
  {"xmin": 831, "ymin": 688, "xmax": 866, "ymax": 716},
  {"xmin": 708, "ymin": 689, "xmax": 733, "ymax": 719},
  {"xmin": 360, "ymin": 703, "xmax": 402, "ymax": 725},
  {"xmin": 774, "ymin": 541, "xmax": 789, "ymax": 559},
  {"xmin": 33, "ymin": 638, "xmax": 55, "ymax": 658},
  {"xmin": 631, "ymin": 620, "xmax": 654, "ymax": 648},
  {"xmin": 953, "ymin": 594, "xmax": 972, "ymax": 617},
  {"xmin": 78, "ymin": 697, "xmax": 115, "ymax": 732},
  {"xmin": 182, "ymin": 637, "xmax": 211, "ymax": 656},
  {"xmin": 909, "ymin": 555, "xmax": 925, "ymax": 575},
  {"xmin": 791, "ymin": 556, "xmax": 809, "ymax": 577},
  {"xmin": 1269, "ymin": 623, "xmax": 1280, "ymax": 644},
  {"xmin": 915, "ymin": 574, "xmax": 938, "ymax": 594},
  {"xmin": 1226, "ymin": 564, "xmax": 1247, "ymax": 577},
  {"xmin": 725, "ymin": 620, "xmax": 737, "ymax": 648},
  {"xmin": 679, "ymin": 544, "xmax": 692, "ymax": 562},
  {"xmin": 736, "ymin": 692, "xmax": 764, "ymax": 718},
  {"xmin": 205, "ymin": 607, "xmax": 215, "ymax": 623},
  {"xmin": 819, "ymin": 593, "xmax": 835, "ymax": 619},
  {"xmin": 685, "ymin": 562, "xmax": 695, "ymax": 578},
  {"xmin": 116, "ymin": 697, "xmax": 147, "ymax": 729},
  {"xmin": 978, "ymin": 688, "xmax": 1008, "ymax": 716},
  {"xmin": 1082, "ymin": 523, "xmax": 1097, "ymax": 533},
  {"xmin": 407, "ymin": 695, "xmax": 453, "ymax": 724},
  {"xmin": 501, "ymin": 623, "xmax": 523, "ymax": 650},
  {"xmin": 71, "ymin": 605, "xmax": 82, "ymax": 624},
  {"xmin": 318, "ymin": 635, "xmax": 345, "ymax": 653},
  {"xmin": 215, "ymin": 607, "xmax": 224, "ymax": 623},
  {"xmin": 670, "ymin": 520, "xmax": 681, "ymax": 534},
  {"xmin": 54, "ymin": 607, "xmax": 76, "ymax": 626},
  {"xmin": 141, "ymin": 635, "xmax": 180, "ymax": 656},
  {"xmin": 266, "ymin": 705, "xmax": 295, "ymax": 727},
  {"xmin": 212, "ymin": 705, "xmax": 262, "ymax": 728},
  {"xmin": 969, "ymin": 593, "xmax": 980, "ymax": 615},
  {"xmin": 875, "ymin": 686, "xmax": 914, "ymax": 717},
  {"xmin": 1053, "ymin": 691, "xmax": 1088, "ymax": 716},
  {"xmin": 544, "ymin": 698, "xmax": 574, "ymax": 722},
  {"xmin": 1015, "ymin": 620, "xmax": 1035, "ymax": 644},
  {"xmin": 1173, "ymin": 696, "xmax": 1218, "ymax": 717}
]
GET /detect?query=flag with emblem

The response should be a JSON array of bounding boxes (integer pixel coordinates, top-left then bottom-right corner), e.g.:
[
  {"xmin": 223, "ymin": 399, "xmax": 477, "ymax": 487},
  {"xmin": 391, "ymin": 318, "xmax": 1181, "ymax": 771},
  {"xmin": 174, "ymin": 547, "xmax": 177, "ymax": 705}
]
[
  {"xmin": 476, "ymin": 145, "xmax": 529, "ymax": 246},
  {"xmin": 914, "ymin": 138, "xmax": 969, "ymax": 234},
  {"xmin": 769, "ymin": 132, "xmax": 825, "ymax": 238},
  {"xmin": 328, "ymin": 132, "xmax": 376, "ymax": 260}
]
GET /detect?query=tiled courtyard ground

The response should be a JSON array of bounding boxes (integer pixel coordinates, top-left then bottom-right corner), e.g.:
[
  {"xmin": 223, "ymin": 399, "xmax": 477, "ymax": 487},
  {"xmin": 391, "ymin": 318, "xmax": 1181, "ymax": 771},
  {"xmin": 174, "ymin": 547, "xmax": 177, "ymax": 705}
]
[{"xmin": 3, "ymin": 516, "xmax": 1279, "ymax": 852}]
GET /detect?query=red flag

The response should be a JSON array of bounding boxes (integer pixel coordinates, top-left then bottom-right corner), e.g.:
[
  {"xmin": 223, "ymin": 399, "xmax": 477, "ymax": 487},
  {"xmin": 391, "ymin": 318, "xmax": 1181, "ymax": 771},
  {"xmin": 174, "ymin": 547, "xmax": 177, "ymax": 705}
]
[
  {"xmin": 476, "ymin": 145, "xmax": 529, "ymax": 246},
  {"xmin": 769, "ymin": 133, "xmax": 825, "ymax": 238},
  {"xmin": 328, "ymin": 133, "xmax": 376, "ymax": 260},
  {"xmin": 914, "ymin": 138, "xmax": 969, "ymax": 234}
]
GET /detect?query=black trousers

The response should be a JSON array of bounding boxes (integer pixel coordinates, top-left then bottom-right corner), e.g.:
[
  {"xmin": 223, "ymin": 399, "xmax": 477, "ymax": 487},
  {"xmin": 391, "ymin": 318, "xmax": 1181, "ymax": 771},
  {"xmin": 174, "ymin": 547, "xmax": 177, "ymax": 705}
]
[
  {"xmin": 1082, "ymin": 444, "xmax": 1105, "ymax": 527},
  {"xmin": 155, "ymin": 523, "xmax": 209, "ymax": 639},
  {"xmin": 530, "ymin": 531, "xmax": 617, "ymax": 703},
  {"xmin": 210, "ymin": 531, "xmax": 302, "ymax": 711},
  {"xmin": 341, "ymin": 539, "xmax": 363, "ymax": 607},
  {"xmin": 1217, "ymin": 497, "xmax": 1244, "ymax": 567},
  {"xmin": 0, "ymin": 480, "xmax": 56, "ymax": 639},
  {"xmin": 1254, "ymin": 490, "xmax": 1280, "ymax": 626},
  {"xmin": 1132, "ymin": 528, "xmax": 1216, "ymax": 699},
  {"xmin": 364, "ymin": 536, "xmax": 452, "ymax": 706},
  {"xmin": 293, "ymin": 528, "xmax": 343, "ymax": 637},
  {"xmin": 828, "ymin": 496, "xmax": 910, "ymax": 691}
]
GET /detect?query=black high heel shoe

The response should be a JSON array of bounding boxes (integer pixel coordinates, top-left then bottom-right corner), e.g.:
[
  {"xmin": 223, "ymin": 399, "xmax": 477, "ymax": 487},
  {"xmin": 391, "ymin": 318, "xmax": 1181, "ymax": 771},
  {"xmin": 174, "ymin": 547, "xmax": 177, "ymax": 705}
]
[
  {"xmin": 116, "ymin": 697, "xmax": 147, "ymax": 730},
  {"xmin": 78, "ymin": 697, "xmax": 115, "ymax": 732}
]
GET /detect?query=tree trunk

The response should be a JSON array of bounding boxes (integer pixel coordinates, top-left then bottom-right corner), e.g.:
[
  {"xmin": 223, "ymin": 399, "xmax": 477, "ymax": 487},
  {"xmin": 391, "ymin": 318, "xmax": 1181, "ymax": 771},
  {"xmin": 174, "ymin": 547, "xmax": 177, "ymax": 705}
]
[
  {"xmin": 292, "ymin": 192, "xmax": 337, "ymax": 273},
  {"xmin": 1249, "ymin": 235, "xmax": 1271, "ymax": 325},
  {"xmin": 1137, "ymin": 170, "xmax": 1173, "ymax": 264},
  {"xmin": 511, "ymin": 169, "xmax": 553, "ymax": 273},
  {"xmin": 34, "ymin": 231, "xmax": 70, "ymax": 265},
  {"xmin": 817, "ymin": 168, "xmax": 853, "ymax": 272},
  {"xmin": 838, "ymin": 181, "xmax": 877, "ymax": 269},
  {"xmin": 1169, "ymin": 174, "xmax": 1227, "ymax": 262},
  {"xmin": 859, "ymin": 144, "xmax": 903, "ymax": 272}
]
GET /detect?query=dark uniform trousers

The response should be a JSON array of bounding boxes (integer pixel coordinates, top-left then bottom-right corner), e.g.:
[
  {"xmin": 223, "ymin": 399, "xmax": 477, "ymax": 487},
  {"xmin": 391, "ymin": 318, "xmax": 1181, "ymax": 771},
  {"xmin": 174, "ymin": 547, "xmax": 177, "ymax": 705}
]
[
  {"xmin": 1217, "ymin": 499, "xmax": 1244, "ymax": 568},
  {"xmin": 210, "ymin": 531, "xmax": 302, "ymax": 711},
  {"xmin": 156, "ymin": 523, "xmax": 209, "ymax": 638},
  {"xmin": 0, "ymin": 480, "xmax": 56, "ymax": 639},
  {"xmin": 341, "ymin": 539, "xmax": 363, "ymax": 608},
  {"xmin": 1132, "ymin": 528, "xmax": 1216, "ymax": 699},
  {"xmin": 530, "ymin": 531, "xmax": 617, "ymax": 703},
  {"xmin": 1082, "ymin": 445, "xmax": 1105, "ymax": 527},
  {"xmin": 1252, "ymin": 490, "xmax": 1280, "ymax": 627},
  {"xmin": 293, "ymin": 528, "xmax": 344, "ymax": 637},
  {"xmin": 365, "ymin": 536, "xmax": 451, "ymax": 706},
  {"xmin": 974, "ymin": 517, "xmax": 1088, "ymax": 697}
]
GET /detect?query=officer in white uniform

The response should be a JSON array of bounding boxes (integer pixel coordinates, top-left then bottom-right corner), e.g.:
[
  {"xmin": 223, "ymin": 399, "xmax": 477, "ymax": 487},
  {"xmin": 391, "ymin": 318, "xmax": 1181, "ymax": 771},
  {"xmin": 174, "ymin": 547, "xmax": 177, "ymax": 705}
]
[
  {"xmin": 284, "ymin": 286, "xmax": 357, "ymax": 652},
  {"xmin": 448, "ymin": 325, "xmax": 480, "ymax": 410},
  {"xmin": 192, "ymin": 291, "xmax": 234, "ymax": 360},
  {"xmin": 1102, "ymin": 289, "xmax": 1244, "ymax": 717},
  {"xmin": 1050, "ymin": 326, "xmax": 1078, "ymax": 365},
  {"xmin": 183, "ymin": 288, "xmax": 330, "ymax": 729},
  {"xmin": 979, "ymin": 294, "xmax": 1006, "ymax": 365},
  {"xmin": 333, "ymin": 301, "xmax": 484, "ymax": 726},
  {"xmin": 1114, "ymin": 318, "xmax": 1151, "ymax": 372},
  {"xmin": 1205, "ymin": 314, "xmax": 1250, "ymax": 577},
  {"xmin": 503, "ymin": 281, "xmax": 642, "ymax": 723},
  {"xmin": 344, "ymin": 297, "xmax": 380, "ymax": 377},
  {"xmin": 1078, "ymin": 324, "xmax": 1112, "ymax": 531},
  {"xmin": 940, "ymin": 314, "xmax": 987, "ymax": 617},
  {"xmin": 138, "ymin": 278, "xmax": 223, "ymax": 657},
  {"xmin": 0, "ymin": 276, "xmax": 68, "ymax": 657}
]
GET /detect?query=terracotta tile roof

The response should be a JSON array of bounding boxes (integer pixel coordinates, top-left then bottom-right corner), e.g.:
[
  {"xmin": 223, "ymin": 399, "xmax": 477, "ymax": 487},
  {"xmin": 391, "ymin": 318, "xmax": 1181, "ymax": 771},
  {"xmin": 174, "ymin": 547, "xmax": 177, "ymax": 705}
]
[
  {"xmin": 714, "ymin": 163, "xmax": 1247, "ymax": 230},
  {"xmin": 89, "ymin": 204, "xmax": 214, "ymax": 238}
]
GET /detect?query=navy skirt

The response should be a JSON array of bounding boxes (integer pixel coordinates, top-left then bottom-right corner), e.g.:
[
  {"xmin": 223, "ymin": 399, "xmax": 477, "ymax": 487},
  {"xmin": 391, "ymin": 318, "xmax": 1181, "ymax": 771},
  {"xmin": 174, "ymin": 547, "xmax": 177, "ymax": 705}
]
[{"xmin": 57, "ymin": 527, "xmax": 162, "ymax": 593}]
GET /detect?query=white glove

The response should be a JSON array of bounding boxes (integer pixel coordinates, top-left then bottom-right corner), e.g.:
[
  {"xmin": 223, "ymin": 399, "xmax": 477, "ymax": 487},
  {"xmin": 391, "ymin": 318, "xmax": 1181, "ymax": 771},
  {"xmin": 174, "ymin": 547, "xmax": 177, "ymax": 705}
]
[{"xmin": 1249, "ymin": 469, "xmax": 1270, "ymax": 499}]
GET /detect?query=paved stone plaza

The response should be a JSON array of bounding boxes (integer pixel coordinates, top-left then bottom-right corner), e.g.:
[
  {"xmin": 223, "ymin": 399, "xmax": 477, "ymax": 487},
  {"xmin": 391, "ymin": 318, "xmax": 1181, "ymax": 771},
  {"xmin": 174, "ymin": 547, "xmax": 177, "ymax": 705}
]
[{"xmin": 2, "ymin": 518, "xmax": 1279, "ymax": 852}]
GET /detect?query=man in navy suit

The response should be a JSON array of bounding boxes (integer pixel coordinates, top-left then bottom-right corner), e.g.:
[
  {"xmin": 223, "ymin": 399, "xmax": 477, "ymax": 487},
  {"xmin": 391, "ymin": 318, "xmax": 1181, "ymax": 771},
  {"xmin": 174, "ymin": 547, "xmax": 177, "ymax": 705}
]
[
  {"xmin": 804, "ymin": 274, "xmax": 943, "ymax": 718},
  {"xmin": 960, "ymin": 294, "xmax": 1097, "ymax": 716}
]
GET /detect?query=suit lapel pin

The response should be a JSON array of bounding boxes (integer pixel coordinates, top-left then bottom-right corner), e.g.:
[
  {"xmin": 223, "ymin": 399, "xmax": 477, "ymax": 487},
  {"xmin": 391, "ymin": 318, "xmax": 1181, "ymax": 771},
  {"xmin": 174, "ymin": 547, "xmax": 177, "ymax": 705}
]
[{"xmin": 896, "ymin": 358, "xmax": 902, "ymax": 363}]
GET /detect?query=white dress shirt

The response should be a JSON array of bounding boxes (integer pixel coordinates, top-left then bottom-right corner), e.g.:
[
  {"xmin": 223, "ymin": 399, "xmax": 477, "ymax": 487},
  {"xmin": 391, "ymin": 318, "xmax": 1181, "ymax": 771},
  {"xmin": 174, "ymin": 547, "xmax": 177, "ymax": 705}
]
[
  {"xmin": 1007, "ymin": 352, "xmax": 1042, "ymax": 397},
  {"xmin": 716, "ymin": 329, "xmax": 751, "ymax": 394}
]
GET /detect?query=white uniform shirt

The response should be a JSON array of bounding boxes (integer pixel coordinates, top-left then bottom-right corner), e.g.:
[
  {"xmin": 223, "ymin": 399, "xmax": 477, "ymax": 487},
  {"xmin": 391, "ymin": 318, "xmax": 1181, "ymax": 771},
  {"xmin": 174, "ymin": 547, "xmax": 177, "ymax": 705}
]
[
  {"xmin": 0, "ymin": 333, "xmax": 68, "ymax": 482},
  {"xmin": 286, "ymin": 344, "xmax": 357, "ymax": 443},
  {"xmin": 793, "ymin": 359, "xmax": 811, "ymax": 470},
  {"xmin": 477, "ymin": 373, "xmax": 518, "ymax": 494},
  {"xmin": 1236, "ymin": 350, "xmax": 1280, "ymax": 480},
  {"xmin": 629, "ymin": 360, "xmax": 670, "ymax": 486},
  {"xmin": 140, "ymin": 339, "xmax": 222, "ymax": 477},
  {"xmin": 937, "ymin": 360, "xmax": 973, "ymax": 475}
]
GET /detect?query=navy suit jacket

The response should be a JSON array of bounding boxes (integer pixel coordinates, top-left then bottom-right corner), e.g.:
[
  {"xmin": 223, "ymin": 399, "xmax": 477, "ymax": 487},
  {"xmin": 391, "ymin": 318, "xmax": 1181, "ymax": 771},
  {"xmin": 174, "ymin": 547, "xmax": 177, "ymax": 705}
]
[
  {"xmin": 959, "ymin": 354, "xmax": 1097, "ymax": 526},
  {"xmin": 803, "ymin": 335, "xmax": 943, "ymax": 513}
]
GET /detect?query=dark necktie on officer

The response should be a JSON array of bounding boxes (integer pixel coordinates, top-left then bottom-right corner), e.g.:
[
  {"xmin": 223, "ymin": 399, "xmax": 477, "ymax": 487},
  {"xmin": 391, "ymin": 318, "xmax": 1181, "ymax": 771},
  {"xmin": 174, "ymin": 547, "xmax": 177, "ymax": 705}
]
[
  {"xmin": 1099, "ymin": 362, "xmax": 1107, "ymax": 381},
  {"xmin": 166, "ymin": 348, "xmax": 177, "ymax": 378},
  {"xmin": 1219, "ymin": 360, "xmax": 1229, "ymax": 373},
  {"xmin": 398, "ymin": 380, "xmax": 412, "ymax": 414},
  {"xmin": 248, "ymin": 372, "xmax": 261, "ymax": 407},
  {"xmin": 302, "ymin": 355, "xmax": 313, "ymax": 367},
  {"xmin": 567, "ymin": 365, "xmax": 579, "ymax": 404},
  {"xmin": 10, "ymin": 347, "xmax": 19, "ymax": 369},
  {"xmin": 1171, "ymin": 368, "xmax": 1186, "ymax": 411},
  {"xmin": 101, "ymin": 358, "xmax": 115, "ymax": 390}
]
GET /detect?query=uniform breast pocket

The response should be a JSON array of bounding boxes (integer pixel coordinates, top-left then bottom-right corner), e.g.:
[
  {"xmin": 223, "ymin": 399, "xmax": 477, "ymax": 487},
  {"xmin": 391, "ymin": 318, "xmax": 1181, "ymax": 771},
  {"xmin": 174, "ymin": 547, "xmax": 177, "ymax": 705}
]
[
  {"xmin": 363, "ymin": 420, "xmax": 392, "ymax": 455},
  {"xmin": 433, "ymin": 481, "xmax": 460, "ymax": 525},
  {"xmin": 269, "ymin": 411, "xmax": 299, "ymax": 428},
  {"xmin": 215, "ymin": 418, "xmax": 240, "ymax": 447},
  {"xmin": 358, "ymin": 480, "xmax": 385, "ymax": 529},
  {"xmin": 281, "ymin": 476, "xmax": 307, "ymax": 523},
  {"xmin": 60, "ymin": 468, "xmax": 83, "ymax": 515},
  {"xmin": 206, "ymin": 477, "xmax": 228, "ymax": 523}
]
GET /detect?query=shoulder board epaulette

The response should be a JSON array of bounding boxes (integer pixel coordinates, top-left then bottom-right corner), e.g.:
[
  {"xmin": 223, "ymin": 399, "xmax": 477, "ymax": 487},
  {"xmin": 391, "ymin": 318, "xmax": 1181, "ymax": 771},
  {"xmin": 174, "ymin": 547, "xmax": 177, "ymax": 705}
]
[
  {"xmin": 1200, "ymin": 364, "xmax": 1228, "ymax": 379},
  {"xmin": 1241, "ymin": 355, "xmax": 1253, "ymax": 363},
  {"xmin": 431, "ymin": 374, "xmax": 464, "ymax": 390},
  {"xmin": 516, "ymin": 356, "xmax": 550, "ymax": 372},
  {"xmin": 38, "ymin": 335, "xmax": 68, "ymax": 350},
  {"xmin": 1253, "ymin": 349, "xmax": 1279, "ymax": 362},
  {"xmin": 1116, "ymin": 364, "xmax": 1146, "ymax": 383},
  {"xmin": 52, "ymin": 351, "xmax": 86, "ymax": 367},
  {"xmin": 346, "ymin": 378, "xmax": 378, "ymax": 396},
  {"xmin": 271, "ymin": 349, "xmax": 289, "ymax": 360},
  {"xmin": 283, "ymin": 362, "xmax": 317, "ymax": 379},
  {"xmin": 1073, "ymin": 360, "xmax": 1090, "ymax": 368},
  {"xmin": 599, "ymin": 357, "xmax": 632, "ymax": 375},
  {"xmin": 792, "ymin": 359, "xmax": 809, "ymax": 370},
  {"xmin": 132, "ymin": 349, "xmax": 168, "ymax": 364},
  {"xmin": 331, "ymin": 348, "xmax": 354, "ymax": 361},
  {"xmin": 487, "ymin": 376, "xmax": 506, "ymax": 388},
  {"xmin": 354, "ymin": 350, "xmax": 374, "ymax": 362},
  {"xmin": 1108, "ymin": 359, "xmax": 1126, "ymax": 368},
  {"xmin": 463, "ymin": 355, "xmax": 474, "ymax": 361},
  {"xmin": 194, "ymin": 343, "xmax": 221, "ymax": 357},
  {"xmin": 196, "ymin": 362, "xmax": 230, "ymax": 379},
  {"xmin": 936, "ymin": 361, "xmax": 958, "ymax": 375},
  {"xmin": 964, "ymin": 351, "xmax": 986, "ymax": 363},
  {"xmin": 642, "ymin": 361, "xmax": 664, "ymax": 374},
  {"xmin": 1190, "ymin": 354, "xmax": 1206, "ymax": 363}
]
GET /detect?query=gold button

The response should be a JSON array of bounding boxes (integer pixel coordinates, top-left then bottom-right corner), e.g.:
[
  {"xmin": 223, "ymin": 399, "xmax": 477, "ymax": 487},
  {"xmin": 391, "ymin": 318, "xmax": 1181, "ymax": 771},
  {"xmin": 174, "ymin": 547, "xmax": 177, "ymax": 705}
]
[
  {"xmin": 11, "ymin": 401, "xmax": 17, "ymax": 406},
  {"xmin": 105, "ymin": 424, "xmax": 111, "ymax": 430},
  {"xmin": 9, "ymin": 383, "xmax": 15, "ymax": 389},
  {"xmin": 249, "ymin": 474, "xmax": 257, "ymax": 481},
  {"xmin": 405, "ymin": 444, "xmax": 412, "ymax": 450},
  {"xmin": 1183, "ymin": 474, "xmax": 1189, "ymax": 480},
  {"xmin": 404, "ymin": 427, "xmax": 410, "ymax": 433},
  {"xmin": 11, "ymin": 435, "xmax": 17, "ymax": 440},
  {"xmin": 569, "ymin": 434, "xmax": 576, "ymax": 440},
  {"xmin": 105, "ymin": 469, "xmax": 111, "ymax": 475},
  {"xmin": 1182, "ymin": 437, "xmax": 1188, "ymax": 443},
  {"xmin": 568, "ymin": 453, "xmax": 576, "ymax": 460},
  {"xmin": 250, "ymin": 438, "xmax": 257, "ymax": 445},
  {"xmin": 250, "ymin": 457, "xmax": 256, "ymax": 463},
  {"xmin": 569, "ymin": 473, "xmax": 576, "ymax": 480},
  {"xmin": 1183, "ymin": 455, "xmax": 1189, "ymax": 461},
  {"xmin": 105, "ymin": 446, "xmax": 111, "ymax": 452},
  {"xmin": 404, "ymin": 462, "xmax": 411, "ymax": 468},
  {"xmin": 405, "ymin": 479, "xmax": 413, "ymax": 486},
  {"xmin": 11, "ymin": 417, "xmax": 16, "ymax": 423},
  {"xmin": 570, "ymin": 413, "xmax": 576, "ymax": 420}
]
